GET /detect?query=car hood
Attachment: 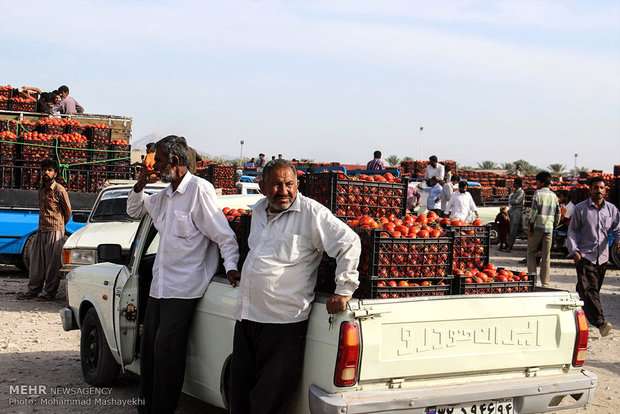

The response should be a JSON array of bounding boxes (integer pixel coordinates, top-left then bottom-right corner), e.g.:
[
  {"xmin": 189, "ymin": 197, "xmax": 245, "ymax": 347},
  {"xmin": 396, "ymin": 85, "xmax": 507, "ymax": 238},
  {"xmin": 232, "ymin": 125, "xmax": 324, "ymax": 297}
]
[{"xmin": 64, "ymin": 221, "xmax": 140, "ymax": 251}]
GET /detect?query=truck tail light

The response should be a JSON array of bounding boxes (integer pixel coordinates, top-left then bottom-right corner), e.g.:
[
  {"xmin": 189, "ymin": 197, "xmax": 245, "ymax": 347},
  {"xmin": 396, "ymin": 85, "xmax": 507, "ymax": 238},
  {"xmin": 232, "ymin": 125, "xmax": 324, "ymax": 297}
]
[
  {"xmin": 334, "ymin": 321, "xmax": 360, "ymax": 387},
  {"xmin": 63, "ymin": 249, "xmax": 71, "ymax": 265},
  {"xmin": 573, "ymin": 309, "xmax": 589, "ymax": 367}
]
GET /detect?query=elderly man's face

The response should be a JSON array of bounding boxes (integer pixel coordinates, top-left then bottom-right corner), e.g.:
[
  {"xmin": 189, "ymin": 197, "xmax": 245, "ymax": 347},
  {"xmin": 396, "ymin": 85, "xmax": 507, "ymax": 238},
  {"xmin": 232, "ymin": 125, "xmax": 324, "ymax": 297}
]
[
  {"xmin": 154, "ymin": 146, "xmax": 174, "ymax": 182},
  {"xmin": 260, "ymin": 166, "xmax": 298, "ymax": 212}
]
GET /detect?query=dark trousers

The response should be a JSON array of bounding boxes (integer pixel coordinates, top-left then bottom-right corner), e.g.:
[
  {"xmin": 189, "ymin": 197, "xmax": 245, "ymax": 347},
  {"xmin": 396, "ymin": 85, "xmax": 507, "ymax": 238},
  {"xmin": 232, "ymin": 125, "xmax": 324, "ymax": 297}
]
[
  {"xmin": 230, "ymin": 319, "xmax": 309, "ymax": 414},
  {"xmin": 575, "ymin": 259, "xmax": 607, "ymax": 328},
  {"xmin": 27, "ymin": 230, "xmax": 65, "ymax": 297},
  {"xmin": 139, "ymin": 297, "xmax": 199, "ymax": 414}
]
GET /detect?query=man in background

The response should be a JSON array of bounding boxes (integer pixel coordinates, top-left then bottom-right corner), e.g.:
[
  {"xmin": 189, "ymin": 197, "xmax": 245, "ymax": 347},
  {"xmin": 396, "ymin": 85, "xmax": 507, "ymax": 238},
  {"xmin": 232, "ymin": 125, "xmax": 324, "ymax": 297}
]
[
  {"xmin": 17, "ymin": 159, "xmax": 71, "ymax": 301},
  {"xmin": 527, "ymin": 171, "xmax": 559, "ymax": 287},
  {"xmin": 441, "ymin": 175, "xmax": 459, "ymax": 213},
  {"xmin": 57, "ymin": 85, "xmax": 84, "ymax": 114},
  {"xmin": 506, "ymin": 178, "xmax": 525, "ymax": 252},
  {"xmin": 366, "ymin": 150, "xmax": 385, "ymax": 171}
]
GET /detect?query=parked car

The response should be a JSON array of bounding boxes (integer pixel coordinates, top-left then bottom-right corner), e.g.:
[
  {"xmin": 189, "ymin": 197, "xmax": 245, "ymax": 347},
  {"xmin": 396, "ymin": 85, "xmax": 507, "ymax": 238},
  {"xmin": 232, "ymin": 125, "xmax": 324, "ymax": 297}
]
[{"xmin": 61, "ymin": 213, "xmax": 597, "ymax": 414}]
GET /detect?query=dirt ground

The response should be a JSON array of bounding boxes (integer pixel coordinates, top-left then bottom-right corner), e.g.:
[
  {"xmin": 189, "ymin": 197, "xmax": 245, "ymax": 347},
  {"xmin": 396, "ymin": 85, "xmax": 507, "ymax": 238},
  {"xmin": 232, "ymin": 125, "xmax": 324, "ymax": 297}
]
[{"xmin": 0, "ymin": 242, "xmax": 618, "ymax": 414}]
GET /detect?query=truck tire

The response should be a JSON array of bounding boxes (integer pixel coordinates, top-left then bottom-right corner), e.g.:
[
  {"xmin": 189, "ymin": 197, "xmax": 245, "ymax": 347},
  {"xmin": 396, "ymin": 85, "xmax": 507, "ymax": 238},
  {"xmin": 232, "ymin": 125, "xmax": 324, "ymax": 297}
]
[
  {"xmin": 80, "ymin": 308, "xmax": 120, "ymax": 386},
  {"xmin": 18, "ymin": 233, "xmax": 36, "ymax": 273}
]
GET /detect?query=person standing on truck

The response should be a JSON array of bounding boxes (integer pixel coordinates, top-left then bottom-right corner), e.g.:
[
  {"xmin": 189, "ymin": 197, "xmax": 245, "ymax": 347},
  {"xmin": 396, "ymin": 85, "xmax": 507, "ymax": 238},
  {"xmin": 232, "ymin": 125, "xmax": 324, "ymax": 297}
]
[
  {"xmin": 506, "ymin": 178, "xmax": 525, "ymax": 252},
  {"xmin": 424, "ymin": 155, "xmax": 445, "ymax": 180},
  {"xmin": 17, "ymin": 159, "xmax": 72, "ymax": 301},
  {"xmin": 566, "ymin": 176, "xmax": 620, "ymax": 337},
  {"xmin": 527, "ymin": 171, "xmax": 560, "ymax": 287},
  {"xmin": 57, "ymin": 85, "xmax": 84, "ymax": 114},
  {"xmin": 366, "ymin": 150, "xmax": 386, "ymax": 171},
  {"xmin": 126, "ymin": 135, "xmax": 240, "ymax": 414},
  {"xmin": 228, "ymin": 159, "xmax": 361, "ymax": 414}
]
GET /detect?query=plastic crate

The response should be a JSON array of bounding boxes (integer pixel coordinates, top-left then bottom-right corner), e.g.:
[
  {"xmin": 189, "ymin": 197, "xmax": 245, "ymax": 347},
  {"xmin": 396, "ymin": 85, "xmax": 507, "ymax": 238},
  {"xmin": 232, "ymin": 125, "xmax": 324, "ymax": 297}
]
[
  {"xmin": 0, "ymin": 97, "xmax": 8, "ymax": 111},
  {"xmin": 18, "ymin": 162, "xmax": 42, "ymax": 190},
  {"xmin": 358, "ymin": 229, "xmax": 453, "ymax": 278},
  {"xmin": 314, "ymin": 252, "xmax": 453, "ymax": 299},
  {"xmin": 451, "ymin": 225, "xmax": 491, "ymax": 273},
  {"xmin": 21, "ymin": 140, "xmax": 53, "ymax": 162},
  {"xmin": 453, "ymin": 270, "xmax": 535, "ymax": 295},
  {"xmin": 300, "ymin": 172, "xmax": 408, "ymax": 220},
  {"xmin": 9, "ymin": 100, "xmax": 37, "ymax": 112},
  {"xmin": 85, "ymin": 127, "xmax": 111, "ymax": 146},
  {"xmin": 0, "ymin": 165, "xmax": 15, "ymax": 188}
]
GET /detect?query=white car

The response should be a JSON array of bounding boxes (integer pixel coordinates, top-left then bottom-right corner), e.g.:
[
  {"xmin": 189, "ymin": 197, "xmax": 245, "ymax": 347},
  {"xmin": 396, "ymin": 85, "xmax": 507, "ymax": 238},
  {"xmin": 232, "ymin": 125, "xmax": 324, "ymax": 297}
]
[
  {"xmin": 62, "ymin": 182, "xmax": 262, "ymax": 272},
  {"xmin": 61, "ymin": 213, "xmax": 597, "ymax": 414}
]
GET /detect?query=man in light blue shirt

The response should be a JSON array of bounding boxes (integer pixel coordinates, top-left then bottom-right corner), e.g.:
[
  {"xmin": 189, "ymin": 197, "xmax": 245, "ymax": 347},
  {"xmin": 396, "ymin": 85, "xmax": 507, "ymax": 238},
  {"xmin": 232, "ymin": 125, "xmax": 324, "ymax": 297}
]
[{"xmin": 425, "ymin": 177, "xmax": 443, "ymax": 215}]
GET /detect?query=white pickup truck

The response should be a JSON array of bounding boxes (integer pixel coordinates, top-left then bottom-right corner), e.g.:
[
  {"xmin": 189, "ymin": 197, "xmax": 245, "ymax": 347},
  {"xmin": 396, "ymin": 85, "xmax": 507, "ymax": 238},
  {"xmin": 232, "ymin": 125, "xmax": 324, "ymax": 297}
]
[{"xmin": 61, "ymin": 212, "xmax": 597, "ymax": 414}]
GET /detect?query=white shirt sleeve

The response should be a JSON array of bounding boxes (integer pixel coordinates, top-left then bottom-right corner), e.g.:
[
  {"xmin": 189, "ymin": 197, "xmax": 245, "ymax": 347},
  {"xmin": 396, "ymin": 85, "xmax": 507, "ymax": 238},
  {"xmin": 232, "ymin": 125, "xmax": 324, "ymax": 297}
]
[
  {"xmin": 312, "ymin": 208, "xmax": 361, "ymax": 297},
  {"xmin": 468, "ymin": 193, "xmax": 478, "ymax": 213},
  {"xmin": 438, "ymin": 164, "xmax": 445, "ymax": 180},
  {"xmin": 445, "ymin": 195, "xmax": 454, "ymax": 215},
  {"xmin": 565, "ymin": 202, "xmax": 575, "ymax": 219},
  {"xmin": 127, "ymin": 189, "xmax": 148, "ymax": 219},
  {"xmin": 192, "ymin": 183, "xmax": 240, "ymax": 272}
]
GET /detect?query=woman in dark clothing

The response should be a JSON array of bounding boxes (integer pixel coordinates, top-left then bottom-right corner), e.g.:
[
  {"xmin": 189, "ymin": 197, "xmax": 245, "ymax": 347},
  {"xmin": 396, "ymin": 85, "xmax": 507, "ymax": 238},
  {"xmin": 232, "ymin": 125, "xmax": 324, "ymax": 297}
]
[{"xmin": 495, "ymin": 206, "xmax": 511, "ymax": 251}]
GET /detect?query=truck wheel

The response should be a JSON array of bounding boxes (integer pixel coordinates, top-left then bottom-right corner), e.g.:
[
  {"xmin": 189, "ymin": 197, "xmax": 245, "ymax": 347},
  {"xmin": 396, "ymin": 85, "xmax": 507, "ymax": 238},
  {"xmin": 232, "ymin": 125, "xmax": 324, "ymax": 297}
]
[
  {"xmin": 80, "ymin": 308, "xmax": 120, "ymax": 386},
  {"xmin": 18, "ymin": 234, "xmax": 36, "ymax": 273}
]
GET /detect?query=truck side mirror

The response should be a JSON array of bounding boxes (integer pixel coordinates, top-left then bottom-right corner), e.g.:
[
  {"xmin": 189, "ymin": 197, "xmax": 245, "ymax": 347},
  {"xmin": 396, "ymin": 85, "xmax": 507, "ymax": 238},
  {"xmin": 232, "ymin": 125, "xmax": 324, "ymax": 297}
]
[{"xmin": 97, "ymin": 244, "xmax": 123, "ymax": 264}]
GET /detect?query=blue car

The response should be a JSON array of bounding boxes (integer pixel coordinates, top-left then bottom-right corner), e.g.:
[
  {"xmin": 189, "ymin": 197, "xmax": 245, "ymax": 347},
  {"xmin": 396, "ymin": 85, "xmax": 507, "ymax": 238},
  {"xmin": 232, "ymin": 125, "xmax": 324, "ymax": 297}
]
[{"xmin": 0, "ymin": 189, "xmax": 96, "ymax": 271}]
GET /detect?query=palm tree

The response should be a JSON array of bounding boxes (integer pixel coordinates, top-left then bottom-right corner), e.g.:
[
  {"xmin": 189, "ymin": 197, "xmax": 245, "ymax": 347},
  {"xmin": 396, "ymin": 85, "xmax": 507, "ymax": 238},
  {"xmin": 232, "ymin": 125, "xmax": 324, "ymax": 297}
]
[
  {"xmin": 477, "ymin": 161, "xmax": 498, "ymax": 170},
  {"xmin": 511, "ymin": 159, "xmax": 540, "ymax": 175},
  {"xmin": 501, "ymin": 162, "xmax": 514, "ymax": 171},
  {"xmin": 548, "ymin": 163, "xmax": 567, "ymax": 177},
  {"xmin": 386, "ymin": 155, "xmax": 400, "ymax": 167}
]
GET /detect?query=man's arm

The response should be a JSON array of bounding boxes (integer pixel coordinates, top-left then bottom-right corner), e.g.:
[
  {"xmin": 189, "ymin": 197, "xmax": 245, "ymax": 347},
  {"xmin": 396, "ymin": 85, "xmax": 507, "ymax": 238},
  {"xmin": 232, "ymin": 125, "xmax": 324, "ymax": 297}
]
[
  {"xmin": 445, "ymin": 196, "xmax": 454, "ymax": 216},
  {"xmin": 469, "ymin": 194, "xmax": 479, "ymax": 217},
  {"xmin": 76, "ymin": 102, "xmax": 84, "ymax": 114},
  {"xmin": 313, "ymin": 208, "xmax": 361, "ymax": 313},
  {"xmin": 193, "ymin": 183, "xmax": 240, "ymax": 275},
  {"xmin": 610, "ymin": 207, "xmax": 620, "ymax": 250},
  {"xmin": 566, "ymin": 206, "xmax": 581, "ymax": 261},
  {"xmin": 528, "ymin": 192, "xmax": 539, "ymax": 229},
  {"xmin": 58, "ymin": 187, "xmax": 72, "ymax": 224}
]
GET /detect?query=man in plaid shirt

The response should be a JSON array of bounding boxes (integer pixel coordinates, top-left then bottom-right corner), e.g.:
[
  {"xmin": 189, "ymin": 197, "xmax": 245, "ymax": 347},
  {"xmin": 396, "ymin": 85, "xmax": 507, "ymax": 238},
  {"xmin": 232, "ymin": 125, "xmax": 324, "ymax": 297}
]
[
  {"xmin": 366, "ymin": 150, "xmax": 385, "ymax": 171},
  {"xmin": 527, "ymin": 171, "xmax": 559, "ymax": 287}
]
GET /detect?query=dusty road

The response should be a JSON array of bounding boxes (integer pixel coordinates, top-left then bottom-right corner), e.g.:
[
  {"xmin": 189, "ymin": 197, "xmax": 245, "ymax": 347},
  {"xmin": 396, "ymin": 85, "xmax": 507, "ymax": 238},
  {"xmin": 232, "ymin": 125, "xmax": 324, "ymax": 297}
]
[{"xmin": 0, "ymin": 243, "xmax": 618, "ymax": 414}]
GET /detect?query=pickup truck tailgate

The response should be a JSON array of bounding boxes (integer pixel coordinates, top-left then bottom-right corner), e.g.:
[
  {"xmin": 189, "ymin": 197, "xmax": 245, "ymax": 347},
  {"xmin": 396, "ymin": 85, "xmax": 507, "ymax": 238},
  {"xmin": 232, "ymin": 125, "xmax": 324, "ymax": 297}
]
[{"xmin": 357, "ymin": 292, "xmax": 580, "ymax": 382}]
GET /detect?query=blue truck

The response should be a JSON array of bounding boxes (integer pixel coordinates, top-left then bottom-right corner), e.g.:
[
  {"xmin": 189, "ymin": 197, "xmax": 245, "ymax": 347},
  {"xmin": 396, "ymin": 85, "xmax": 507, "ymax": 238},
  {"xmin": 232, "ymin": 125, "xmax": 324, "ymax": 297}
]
[{"xmin": 0, "ymin": 188, "xmax": 97, "ymax": 271}]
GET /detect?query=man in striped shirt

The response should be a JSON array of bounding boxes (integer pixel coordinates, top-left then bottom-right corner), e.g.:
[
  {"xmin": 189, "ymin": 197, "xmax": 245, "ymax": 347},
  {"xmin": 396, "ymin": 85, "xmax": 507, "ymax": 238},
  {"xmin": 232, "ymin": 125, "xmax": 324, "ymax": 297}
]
[
  {"xmin": 366, "ymin": 150, "xmax": 385, "ymax": 171},
  {"xmin": 17, "ymin": 159, "xmax": 72, "ymax": 301},
  {"xmin": 527, "ymin": 171, "xmax": 559, "ymax": 287}
]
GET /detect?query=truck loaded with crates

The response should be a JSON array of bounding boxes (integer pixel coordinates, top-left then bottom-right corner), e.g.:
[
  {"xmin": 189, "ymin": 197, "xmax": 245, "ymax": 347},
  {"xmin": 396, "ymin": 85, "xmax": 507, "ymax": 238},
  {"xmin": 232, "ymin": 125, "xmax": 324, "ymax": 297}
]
[
  {"xmin": 61, "ymin": 170, "xmax": 597, "ymax": 414},
  {"xmin": 0, "ymin": 106, "xmax": 132, "ymax": 270}
]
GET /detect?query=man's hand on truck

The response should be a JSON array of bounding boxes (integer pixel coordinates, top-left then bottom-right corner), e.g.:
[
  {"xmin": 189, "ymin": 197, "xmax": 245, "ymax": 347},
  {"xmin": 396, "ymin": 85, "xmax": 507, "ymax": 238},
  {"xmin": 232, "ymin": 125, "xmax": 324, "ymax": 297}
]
[{"xmin": 326, "ymin": 294, "xmax": 351, "ymax": 314}]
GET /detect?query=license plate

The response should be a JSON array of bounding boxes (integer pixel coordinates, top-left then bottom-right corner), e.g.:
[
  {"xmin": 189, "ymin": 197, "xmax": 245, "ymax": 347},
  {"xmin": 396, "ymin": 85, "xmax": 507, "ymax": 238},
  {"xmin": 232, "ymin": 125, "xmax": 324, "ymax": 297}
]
[{"xmin": 426, "ymin": 399, "xmax": 515, "ymax": 414}]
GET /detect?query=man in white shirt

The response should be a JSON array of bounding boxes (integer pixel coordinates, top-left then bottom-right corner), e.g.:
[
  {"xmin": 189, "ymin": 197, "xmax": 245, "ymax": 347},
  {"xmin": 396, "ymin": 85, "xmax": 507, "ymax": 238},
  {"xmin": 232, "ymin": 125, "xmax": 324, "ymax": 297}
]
[
  {"xmin": 229, "ymin": 159, "xmax": 361, "ymax": 414},
  {"xmin": 126, "ymin": 136, "xmax": 240, "ymax": 414},
  {"xmin": 440, "ymin": 175, "xmax": 459, "ymax": 212},
  {"xmin": 424, "ymin": 155, "xmax": 445, "ymax": 181},
  {"xmin": 445, "ymin": 181, "xmax": 479, "ymax": 222}
]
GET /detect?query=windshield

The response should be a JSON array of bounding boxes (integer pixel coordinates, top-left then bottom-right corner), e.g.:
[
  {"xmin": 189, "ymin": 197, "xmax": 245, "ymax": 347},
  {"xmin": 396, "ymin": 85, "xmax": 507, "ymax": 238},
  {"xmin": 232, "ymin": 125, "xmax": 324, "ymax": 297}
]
[{"xmin": 90, "ymin": 188, "xmax": 160, "ymax": 222}]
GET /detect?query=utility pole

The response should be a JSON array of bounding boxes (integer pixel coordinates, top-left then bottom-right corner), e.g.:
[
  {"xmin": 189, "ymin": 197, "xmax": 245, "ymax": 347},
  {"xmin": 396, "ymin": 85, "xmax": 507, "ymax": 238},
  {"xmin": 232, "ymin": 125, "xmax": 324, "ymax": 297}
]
[
  {"xmin": 574, "ymin": 153, "xmax": 578, "ymax": 177},
  {"xmin": 240, "ymin": 140, "xmax": 245, "ymax": 163}
]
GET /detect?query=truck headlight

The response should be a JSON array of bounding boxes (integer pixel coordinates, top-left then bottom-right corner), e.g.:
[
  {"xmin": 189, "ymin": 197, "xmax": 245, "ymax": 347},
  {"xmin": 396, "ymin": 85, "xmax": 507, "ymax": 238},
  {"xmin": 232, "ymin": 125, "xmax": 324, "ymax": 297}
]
[{"xmin": 63, "ymin": 249, "xmax": 97, "ymax": 265}]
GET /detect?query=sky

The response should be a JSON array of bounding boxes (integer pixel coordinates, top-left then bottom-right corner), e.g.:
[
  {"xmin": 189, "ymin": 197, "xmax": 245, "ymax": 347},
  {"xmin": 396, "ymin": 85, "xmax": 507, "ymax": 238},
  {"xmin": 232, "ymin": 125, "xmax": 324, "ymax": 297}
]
[{"xmin": 1, "ymin": 0, "xmax": 619, "ymax": 171}]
